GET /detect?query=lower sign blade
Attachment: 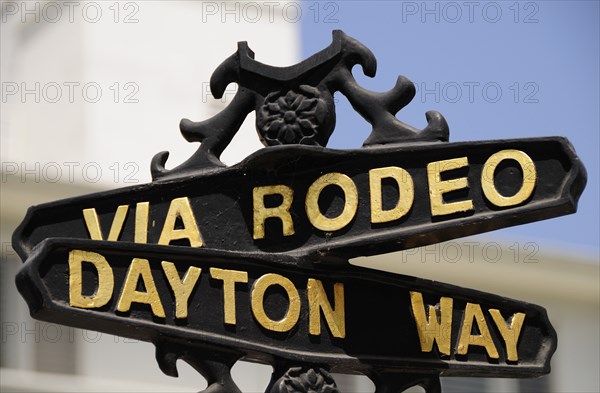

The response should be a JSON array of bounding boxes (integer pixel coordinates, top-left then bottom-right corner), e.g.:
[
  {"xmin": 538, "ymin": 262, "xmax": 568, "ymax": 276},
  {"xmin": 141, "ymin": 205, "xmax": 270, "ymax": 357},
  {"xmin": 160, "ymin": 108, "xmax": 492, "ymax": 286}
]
[{"xmin": 17, "ymin": 238, "xmax": 556, "ymax": 378}]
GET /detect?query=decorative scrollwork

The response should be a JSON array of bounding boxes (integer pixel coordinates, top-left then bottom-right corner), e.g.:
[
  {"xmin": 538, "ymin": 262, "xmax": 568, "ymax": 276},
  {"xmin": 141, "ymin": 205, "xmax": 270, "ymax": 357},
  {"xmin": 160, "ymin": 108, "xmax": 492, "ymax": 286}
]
[
  {"xmin": 150, "ymin": 30, "xmax": 449, "ymax": 181},
  {"xmin": 154, "ymin": 340, "xmax": 243, "ymax": 393}
]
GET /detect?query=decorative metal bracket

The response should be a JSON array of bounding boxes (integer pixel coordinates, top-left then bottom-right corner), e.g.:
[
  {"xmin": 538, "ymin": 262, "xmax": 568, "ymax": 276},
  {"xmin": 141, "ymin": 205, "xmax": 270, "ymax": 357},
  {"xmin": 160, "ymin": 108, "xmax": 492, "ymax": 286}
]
[
  {"xmin": 151, "ymin": 30, "xmax": 448, "ymax": 180},
  {"xmin": 156, "ymin": 345, "xmax": 442, "ymax": 393}
]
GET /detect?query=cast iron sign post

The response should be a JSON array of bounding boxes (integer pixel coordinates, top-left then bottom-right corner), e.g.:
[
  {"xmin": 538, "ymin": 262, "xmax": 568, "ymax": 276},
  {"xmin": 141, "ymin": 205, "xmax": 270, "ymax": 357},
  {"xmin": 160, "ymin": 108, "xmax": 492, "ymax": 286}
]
[{"xmin": 13, "ymin": 31, "xmax": 586, "ymax": 392}]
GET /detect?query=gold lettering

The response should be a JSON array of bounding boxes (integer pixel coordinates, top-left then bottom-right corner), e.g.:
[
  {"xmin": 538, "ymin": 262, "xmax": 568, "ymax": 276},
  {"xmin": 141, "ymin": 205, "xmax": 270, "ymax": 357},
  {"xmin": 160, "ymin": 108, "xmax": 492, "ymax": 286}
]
[
  {"xmin": 83, "ymin": 205, "xmax": 129, "ymax": 241},
  {"xmin": 482, "ymin": 150, "xmax": 537, "ymax": 207},
  {"xmin": 162, "ymin": 261, "xmax": 201, "ymax": 319},
  {"xmin": 134, "ymin": 201, "xmax": 149, "ymax": 243},
  {"xmin": 369, "ymin": 167, "xmax": 414, "ymax": 224},
  {"xmin": 158, "ymin": 197, "xmax": 203, "ymax": 247},
  {"xmin": 117, "ymin": 258, "xmax": 165, "ymax": 318},
  {"xmin": 427, "ymin": 157, "xmax": 473, "ymax": 216},
  {"xmin": 251, "ymin": 273, "xmax": 300, "ymax": 332},
  {"xmin": 210, "ymin": 268, "xmax": 248, "ymax": 325},
  {"xmin": 489, "ymin": 309, "xmax": 526, "ymax": 361},
  {"xmin": 306, "ymin": 172, "xmax": 358, "ymax": 231},
  {"xmin": 457, "ymin": 302, "xmax": 499, "ymax": 358},
  {"xmin": 253, "ymin": 185, "xmax": 295, "ymax": 240},
  {"xmin": 307, "ymin": 279, "xmax": 345, "ymax": 338},
  {"xmin": 409, "ymin": 291, "xmax": 453, "ymax": 356},
  {"xmin": 69, "ymin": 250, "xmax": 114, "ymax": 308}
]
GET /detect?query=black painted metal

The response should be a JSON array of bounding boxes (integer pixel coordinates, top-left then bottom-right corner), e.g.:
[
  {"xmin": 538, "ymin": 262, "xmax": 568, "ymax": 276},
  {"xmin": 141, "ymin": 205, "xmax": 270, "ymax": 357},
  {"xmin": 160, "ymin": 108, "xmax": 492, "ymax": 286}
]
[
  {"xmin": 17, "ymin": 238, "xmax": 556, "ymax": 391},
  {"xmin": 12, "ymin": 137, "xmax": 586, "ymax": 265},
  {"xmin": 13, "ymin": 31, "xmax": 587, "ymax": 392},
  {"xmin": 150, "ymin": 30, "xmax": 448, "ymax": 180}
]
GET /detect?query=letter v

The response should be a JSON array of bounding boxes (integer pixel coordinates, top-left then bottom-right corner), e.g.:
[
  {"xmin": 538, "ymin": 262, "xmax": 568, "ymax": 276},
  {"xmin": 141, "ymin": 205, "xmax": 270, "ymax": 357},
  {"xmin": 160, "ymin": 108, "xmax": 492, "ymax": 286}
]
[{"xmin": 83, "ymin": 205, "xmax": 129, "ymax": 240}]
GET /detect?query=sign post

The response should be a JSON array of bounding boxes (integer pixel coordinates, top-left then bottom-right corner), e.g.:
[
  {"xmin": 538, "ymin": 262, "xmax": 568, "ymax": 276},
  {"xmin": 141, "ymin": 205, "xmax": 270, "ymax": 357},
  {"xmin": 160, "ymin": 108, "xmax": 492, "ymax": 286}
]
[{"xmin": 13, "ymin": 31, "xmax": 586, "ymax": 392}]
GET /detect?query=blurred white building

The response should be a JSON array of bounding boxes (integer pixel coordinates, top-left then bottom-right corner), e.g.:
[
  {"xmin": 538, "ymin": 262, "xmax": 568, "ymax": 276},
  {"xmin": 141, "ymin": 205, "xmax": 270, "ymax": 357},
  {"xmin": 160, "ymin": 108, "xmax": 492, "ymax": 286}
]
[{"xmin": 1, "ymin": 2, "xmax": 598, "ymax": 392}]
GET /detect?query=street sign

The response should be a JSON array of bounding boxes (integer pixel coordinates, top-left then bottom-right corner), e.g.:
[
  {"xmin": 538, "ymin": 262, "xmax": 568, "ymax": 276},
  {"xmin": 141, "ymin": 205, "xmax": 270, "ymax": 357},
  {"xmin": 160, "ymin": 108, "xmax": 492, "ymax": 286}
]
[
  {"xmin": 13, "ymin": 137, "xmax": 585, "ymax": 265},
  {"xmin": 19, "ymin": 238, "xmax": 556, "ymax": 376},
  {"xmin": 14, "ymin": 31, "xmax": 586, "ymax": 392}
]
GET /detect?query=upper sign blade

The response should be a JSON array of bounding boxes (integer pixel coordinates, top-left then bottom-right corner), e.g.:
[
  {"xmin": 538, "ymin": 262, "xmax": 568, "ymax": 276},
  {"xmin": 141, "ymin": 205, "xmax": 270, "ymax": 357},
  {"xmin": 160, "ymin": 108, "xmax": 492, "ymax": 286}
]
[{"xmin": 13, "ymin": 137, "xmax": 586, "ymax": 264}]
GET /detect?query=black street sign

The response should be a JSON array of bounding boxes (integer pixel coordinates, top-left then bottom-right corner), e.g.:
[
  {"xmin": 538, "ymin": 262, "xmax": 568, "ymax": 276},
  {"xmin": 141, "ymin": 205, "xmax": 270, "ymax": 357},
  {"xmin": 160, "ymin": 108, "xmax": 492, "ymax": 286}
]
[
  {"xmin": 13, "ymin": 31, "xmax": 586, "ymax": 393},
  {"xmin": 18, "ymin": 238, "xmax": 556, "ymax": 377},
  {"xmin": 13, "ymin": 137, "xmax": 585, "ymax": 265}
]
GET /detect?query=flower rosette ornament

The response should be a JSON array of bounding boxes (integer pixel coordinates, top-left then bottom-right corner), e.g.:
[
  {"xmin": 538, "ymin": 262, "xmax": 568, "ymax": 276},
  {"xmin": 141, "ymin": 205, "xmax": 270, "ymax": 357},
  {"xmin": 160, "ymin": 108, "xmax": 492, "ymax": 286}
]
[
  {"xmin": 272, "ymin": 367, "xmax": 339, "ymax": 393},
  {"xmin": 256, "ymin": 85, "xmax": 335, "ymax": 146}
]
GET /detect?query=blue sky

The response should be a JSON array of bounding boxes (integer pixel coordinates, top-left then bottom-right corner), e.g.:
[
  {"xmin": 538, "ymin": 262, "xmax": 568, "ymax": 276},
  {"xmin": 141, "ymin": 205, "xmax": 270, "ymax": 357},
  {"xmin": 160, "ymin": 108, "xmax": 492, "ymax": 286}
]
[{"xmin": 300, "ymin": 1, "xmax": 599, "ymax": 253}]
